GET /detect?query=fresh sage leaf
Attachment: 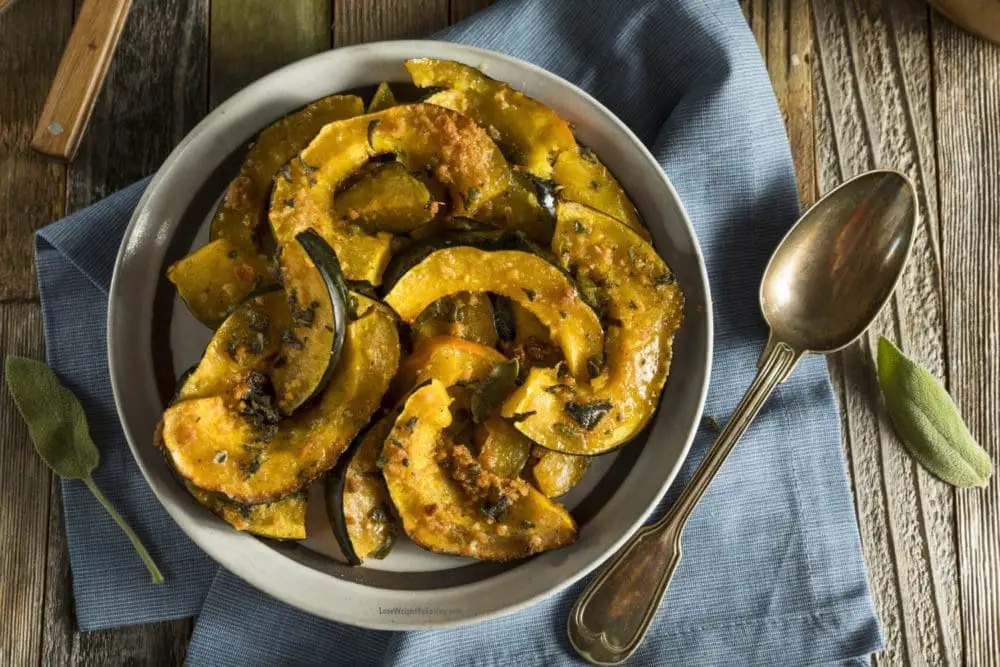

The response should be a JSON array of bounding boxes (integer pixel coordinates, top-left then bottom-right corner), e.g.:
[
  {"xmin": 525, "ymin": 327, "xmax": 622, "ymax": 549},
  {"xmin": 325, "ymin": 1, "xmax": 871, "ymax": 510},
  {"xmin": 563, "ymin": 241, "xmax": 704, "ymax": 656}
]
[
  {"xmin": 876, "ymin": 337, "xmax": 993, "ymax": 488},
  {"xmin": 5, "ymin": 356, "xmax": 165, "ymax": 583},
  {"xmin": 471, "ymin": 359, "xmax": 519, "ymax": 423}
]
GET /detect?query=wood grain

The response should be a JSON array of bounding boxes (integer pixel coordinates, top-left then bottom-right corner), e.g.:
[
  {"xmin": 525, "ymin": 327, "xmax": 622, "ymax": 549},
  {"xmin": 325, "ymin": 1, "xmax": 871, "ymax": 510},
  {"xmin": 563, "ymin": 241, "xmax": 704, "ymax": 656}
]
[
  {"xmin": 38, "ymin": 0, "xmax": 208, "ymax": 662},
  {"xmin": 450, "ymin": 0, "xmax": 493, "ymax": 23},
  {"xmin": 811, "ymin": 0, "xmax": 961, "ymax": 664},
  {"xmin": 0, "ymin": 0, "xmax": 73, "ymax": 300},
  {"xmin": 333, "ymin": 0, "xmax": 449, "ymax": 46},
  {"xmin": 932, "ymin": 13, "xmax": 1000, "ymax": 667},
  {"xmin": 741, "ymin": 0, "xmax": 817, "ymax": 206},
  {"xmin": 65, "ymin": 0, "xmax": 208, "ymax": 209},
  {"xmin": 209, "ymin": 0, "xmax": 331, "ymax": 109},
  {"xmin": 0, "ymin": 305, "xmax": 49, "ymax": 667},
  {"xmin": 1, "ymin": 0, "xmax": 997, "ymax": 664},
  {"xmin": 30, "ymin": 0, "xmax": 134, "ymax": 161}
]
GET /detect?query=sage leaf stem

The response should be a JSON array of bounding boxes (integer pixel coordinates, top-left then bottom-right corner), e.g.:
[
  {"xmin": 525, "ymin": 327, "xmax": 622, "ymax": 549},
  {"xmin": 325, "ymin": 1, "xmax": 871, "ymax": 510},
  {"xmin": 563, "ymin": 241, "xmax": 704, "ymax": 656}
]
[{"xmin": 81, "ymin": 475, "xmax": 164, "ymax": 584}]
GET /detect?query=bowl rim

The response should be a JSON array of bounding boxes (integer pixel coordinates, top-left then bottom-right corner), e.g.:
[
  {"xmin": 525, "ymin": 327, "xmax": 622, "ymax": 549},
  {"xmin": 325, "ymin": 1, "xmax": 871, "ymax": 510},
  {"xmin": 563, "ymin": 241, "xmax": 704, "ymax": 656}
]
[{"xmin": 108, "ymin": 39, "xmax": 713, "ymax": 630}]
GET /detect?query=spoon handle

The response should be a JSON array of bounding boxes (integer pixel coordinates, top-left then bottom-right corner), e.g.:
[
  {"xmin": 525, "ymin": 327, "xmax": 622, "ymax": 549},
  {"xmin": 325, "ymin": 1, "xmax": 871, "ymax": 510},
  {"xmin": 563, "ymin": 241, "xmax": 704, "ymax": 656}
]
[{"xmin": 567, "ymin": 337, "xmax": 802, "ymax": 665}]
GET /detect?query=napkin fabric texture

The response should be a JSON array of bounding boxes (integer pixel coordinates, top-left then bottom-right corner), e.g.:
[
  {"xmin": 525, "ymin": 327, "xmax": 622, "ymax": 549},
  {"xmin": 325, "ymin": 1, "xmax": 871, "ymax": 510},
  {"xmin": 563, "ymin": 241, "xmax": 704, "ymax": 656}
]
[{"xmin": 34, "ymin": 0, "xmax": 881, "ymax": 664}]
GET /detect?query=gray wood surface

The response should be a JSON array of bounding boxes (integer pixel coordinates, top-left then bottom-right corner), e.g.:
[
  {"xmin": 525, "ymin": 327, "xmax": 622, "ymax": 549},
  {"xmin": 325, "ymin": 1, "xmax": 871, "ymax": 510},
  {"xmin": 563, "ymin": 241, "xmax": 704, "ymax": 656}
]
[
  {"xmin": 0, "ymin": 0, "xmax": 997, "ymax": 664},
  {"xmin": 932, "ymin": 12, "xmax": 1000, "ymax": 666}
]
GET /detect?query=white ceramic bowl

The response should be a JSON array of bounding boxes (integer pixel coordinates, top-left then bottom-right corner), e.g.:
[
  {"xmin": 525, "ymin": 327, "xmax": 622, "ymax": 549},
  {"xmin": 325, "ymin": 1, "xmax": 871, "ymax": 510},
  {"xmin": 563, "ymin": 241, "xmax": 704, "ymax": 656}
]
[{"xmin": 108, "ymin": 40, "xmax": 712, "ymax": 629}]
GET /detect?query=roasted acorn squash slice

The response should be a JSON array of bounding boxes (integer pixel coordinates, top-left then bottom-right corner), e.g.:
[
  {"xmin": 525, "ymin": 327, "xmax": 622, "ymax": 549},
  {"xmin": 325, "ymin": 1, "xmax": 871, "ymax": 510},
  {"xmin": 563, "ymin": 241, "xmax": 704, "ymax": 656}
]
[
  {"xmin": 384, "ymin": 246, "xmax": 603, "ymax": 380},
  {"xmin": 551, "ymin": 148, "xmax": 646, "ymax": 238},
  {"xmin": 166, "ymin": 238, "xmax": 271, "ymax": 329},
  {"xmin": 380, "ymin": 229, "xmax": 546, "ymax": 291},
  {"xmin": 161, "ymin": 293, "xmax": 400, "ymax": 503},
  {"xmin": 175, "ymin": 289, "xmax": 288, "ymax": 402},
  {"xmin": 187, "ymin": 483, "xmax": 307, "ymax": 540},
  {"xmin": 334, "ymin": 162, "xmax": 439, "ymax": 234},
  {"xmin": 502, "ymin": 202, "xmax": 683, "ymax": 454},
  {"xmin": 326, "ymin": 410, "xmax": 399, "ymax": 564},
  {"xmin": 211, "ymin": 94, "xmax": 364, "ymax": 247},
  {"xmin": 470, "ymin": 170, "xmax": 555, "ymax": 243},
  {"xmin": 381, "ymin": 380, "xmax": 577, "ymax": 561},
  {"xmin": 406, "ymin": 59, "xmax": 575, "ymax": 179},
  {"xmin": 526, "ymin": 446, "xmax": 591, "ymax": 498},
  {"xmin": 367, "ymin": 82, "xmax": 397, "ymax": 113},
  {"xmin": 389, "ymin": 334, "xmax": 504, "ymax": 403},
  {"xmin": 269, "ymin": 103, "xmax": 513, "ymax": 284},
  {"xmin": 271, "ymin": 230, "xmax": 349, "ymax": 415},
  {"xmin": 474, "ymin": 416, "xmax": 532, "ymax": 478},
  {"xmin": 368, "ymin": 104, "xmax": 511, "ymax": 215},
  {"xmin": 410, "ymin": 292, "xmax": 498, "ymax": 349}
]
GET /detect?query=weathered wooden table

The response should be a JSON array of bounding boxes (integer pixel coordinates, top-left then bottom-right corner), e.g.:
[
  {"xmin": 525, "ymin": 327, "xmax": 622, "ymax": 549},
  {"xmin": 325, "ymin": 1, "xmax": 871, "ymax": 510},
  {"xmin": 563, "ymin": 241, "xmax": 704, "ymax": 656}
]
[{"xmin": 1, "ymin": 1, "xmax": 996, "ymax": 664}]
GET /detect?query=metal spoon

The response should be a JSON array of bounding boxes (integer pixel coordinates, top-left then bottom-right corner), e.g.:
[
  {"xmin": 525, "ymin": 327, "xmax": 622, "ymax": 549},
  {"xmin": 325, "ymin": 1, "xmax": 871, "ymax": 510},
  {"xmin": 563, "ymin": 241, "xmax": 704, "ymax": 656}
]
[{"xmin": 567, "ymin": 169, "xmax": 916, "ymax": 665}]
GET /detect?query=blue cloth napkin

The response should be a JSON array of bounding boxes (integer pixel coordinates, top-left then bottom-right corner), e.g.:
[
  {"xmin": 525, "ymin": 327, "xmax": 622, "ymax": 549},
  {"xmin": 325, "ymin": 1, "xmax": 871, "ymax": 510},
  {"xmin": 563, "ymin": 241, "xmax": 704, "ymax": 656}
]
[{"xmin": 33, "ymin": 0, "xmax": 882, "ymax": 664}]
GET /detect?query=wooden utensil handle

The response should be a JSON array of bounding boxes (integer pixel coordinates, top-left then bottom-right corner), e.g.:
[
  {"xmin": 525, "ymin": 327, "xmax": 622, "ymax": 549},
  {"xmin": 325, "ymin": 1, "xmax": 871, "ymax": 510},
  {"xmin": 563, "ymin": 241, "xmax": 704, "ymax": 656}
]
[{"xmin": 30, "ymin": 0, "xmax": 133, "ymax": 161}]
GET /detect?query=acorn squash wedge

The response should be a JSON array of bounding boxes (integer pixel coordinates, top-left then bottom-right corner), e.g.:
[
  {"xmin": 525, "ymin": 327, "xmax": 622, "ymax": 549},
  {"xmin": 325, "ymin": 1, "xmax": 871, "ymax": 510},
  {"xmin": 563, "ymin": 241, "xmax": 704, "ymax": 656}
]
[
  {"xmin": 326, "ymin": 410, "xmax": 399, "ymax": 564},
  {"xmin": 367, "ymin": 104, "xmax": 511, "ymax": 215},
  {"xmin": 474, "ymin": 416, "xmax": 532, "ymax": 478},
  {"xmin": 381, "ymin": 380, "xmax": 577, "ymax": 561},
  {"xmin": 175, "ymin": 289, "xmax": 288, "ymax": 403},
  {"xmin": 389, "ymin": 334, "xmax": 504, "ymax": 404},
  {"xmin": 269, "ymin": 103, "xmax": 513, "ymax": 284},
  {"xmin": 469, "ymin": 170, "xmax": 555, "ymax": 244},
  {"xmin": 526, "ymin": 446, "xmax": 591, "ymax": 498},
  {"xmin": 384, "ymin": 246, "xmax": 604, "ymax": 380},
  {"xmin": 166, "ymin": 238, "xmax": 271, "ymax": 329},
  {"xmin": 410, "ymin": 292, "xmax": 498, "ymax": 349},
  {"xmin": 160, "ymin": 293, "xmax": 400, "ymax": 503},
  {"xmin": 502, "ymin": 202, "xmax": 683, "ymax": 455},
  {"xmin": 271, "ymin": 230, "xmax": 349, "ymax": 415},
  {"xmin": 406, "ymin": 59, "xmax": 575, "ymax": 179},
  {"xmin": 211, "ymin": 94, "xmax": 364, "ymax": 247},
  {"xmin": 551, "ymin": 147, "xmax": 646, "ymax": 238},
  {"xmin": 334, "ymin": 162, "xmax": 439, "ymax": 234},
  {"xmin": 380, "ymin": 229, "xmax": 546, "ymax": 291},
  {"xmin": 367, "ymin": 82, "xmax": 397, "ymax": 113},
  {"xmin": 187, "ymin": 483, "xmax": 307, "ymax": 540}
]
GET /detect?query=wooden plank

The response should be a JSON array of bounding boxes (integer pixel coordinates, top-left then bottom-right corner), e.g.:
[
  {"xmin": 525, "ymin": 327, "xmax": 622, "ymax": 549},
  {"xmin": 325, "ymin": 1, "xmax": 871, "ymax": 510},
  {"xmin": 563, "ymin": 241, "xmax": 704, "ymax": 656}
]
[
  {"xmin": 740, "ymin": 0, "xmax": 817, "ymax": 205},
  {"xmin": 209, "ymin": 0, "xmax": 331, "ymax": 109},
  {"xmin": 39, "ymin": 0, "xmax": 209, "ymax": 662},
  {"xmin": 0, "ymin": 0, "xmax": 73, "ymax": 300},
  {"xmin": 333, "ymin": 0, "xmax": 449, "ymax": 47},
  {"xmin": 65, "ymin": 0, "xmax": 209, "ymax": 209},
  {"xmin": 450, "ymin": 0, "xmax": 492, "ymax": 23},
  {"xmin": 931, "ymin": 14, "xmax": 1000, "ymax": 667},
  {"xmin": 0, "ymin": 304, "xmax": 50, "ymax": 667},
  {"xmin": 0, "ymin": 0, "xmax": 72, "ymax": 663},
  {"xmin": 811, "ymin": 0, "xmax": 961, "ymax": 665}
]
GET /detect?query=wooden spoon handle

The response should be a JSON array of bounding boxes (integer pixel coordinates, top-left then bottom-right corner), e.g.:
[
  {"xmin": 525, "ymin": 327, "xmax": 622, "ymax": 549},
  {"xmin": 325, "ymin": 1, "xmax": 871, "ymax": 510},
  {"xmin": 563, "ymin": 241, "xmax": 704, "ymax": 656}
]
[{"xmin": 30, "ymin": 0, "xmax": 133, "ymax": 161}]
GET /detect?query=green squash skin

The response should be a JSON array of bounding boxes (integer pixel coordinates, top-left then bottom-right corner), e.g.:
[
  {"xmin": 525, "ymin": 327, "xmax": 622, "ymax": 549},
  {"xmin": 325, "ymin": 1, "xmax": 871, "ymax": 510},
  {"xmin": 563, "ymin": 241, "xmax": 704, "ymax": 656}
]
[{"xmin": 279, "ymin": 229, "xmax": 350, "ymax": 414}]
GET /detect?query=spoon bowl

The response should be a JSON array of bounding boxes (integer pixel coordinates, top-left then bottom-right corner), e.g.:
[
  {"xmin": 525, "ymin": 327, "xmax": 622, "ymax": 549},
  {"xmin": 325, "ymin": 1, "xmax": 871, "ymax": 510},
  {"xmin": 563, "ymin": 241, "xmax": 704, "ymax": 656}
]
[{"xmin": 761, "ymin": 170, "xmax": 916, "ymax": 353}]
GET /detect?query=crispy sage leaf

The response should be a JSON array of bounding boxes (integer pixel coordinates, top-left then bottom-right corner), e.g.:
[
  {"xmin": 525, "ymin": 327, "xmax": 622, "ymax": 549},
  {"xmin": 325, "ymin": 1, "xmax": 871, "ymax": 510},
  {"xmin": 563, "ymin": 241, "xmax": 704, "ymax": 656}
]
[
  {"xmin": 877, "ymin": 337, "xmax": 993, "ymax": 488},
  {"xmin": 4, "ymin": 356, "xmax": 165, "ymax": 583}
]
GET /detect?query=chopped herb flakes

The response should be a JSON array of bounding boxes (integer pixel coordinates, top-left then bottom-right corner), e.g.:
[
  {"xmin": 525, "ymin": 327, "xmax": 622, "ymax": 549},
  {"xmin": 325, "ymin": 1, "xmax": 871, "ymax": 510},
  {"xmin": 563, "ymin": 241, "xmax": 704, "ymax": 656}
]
[
  {"xmin": 565, "ymin": 400, "xmax": 614, "ymax": 431},
  {"xmin": 481, "ymin": 495, "xmax": 511, "ymax": 522}
]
